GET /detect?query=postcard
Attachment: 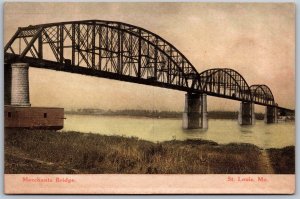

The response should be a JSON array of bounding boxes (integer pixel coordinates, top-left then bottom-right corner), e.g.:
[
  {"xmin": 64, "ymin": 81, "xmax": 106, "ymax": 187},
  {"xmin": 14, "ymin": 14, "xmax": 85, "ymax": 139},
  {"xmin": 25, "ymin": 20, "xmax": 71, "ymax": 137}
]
[{"xmin": 3, "ymin": 2, "xmax": 295, "ymax": 194}]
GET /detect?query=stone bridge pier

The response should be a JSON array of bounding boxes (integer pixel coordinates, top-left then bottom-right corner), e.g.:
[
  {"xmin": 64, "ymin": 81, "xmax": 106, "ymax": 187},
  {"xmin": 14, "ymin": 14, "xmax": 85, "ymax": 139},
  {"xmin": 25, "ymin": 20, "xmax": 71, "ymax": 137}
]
[
  {"xmin": 4, "ymin": 62, "xmax": 64, "ymax": 130},
  {"xmin": 183, "ymin": 93, "xmax": 208, "ymax": 129},
  {"xmin": 265, "ymin": 106, "xmax": 278, "ymax": 123},
  {"xmin": 238, "ymin": 101, "xmax": 255, "ymax": 125},
  {"xmin": 5, "ymin": 63, "xmax": 30, "ymax": 107},
  {"xmin": 4, "ymin": 63, "xmax": 11, "ymax": 105}
]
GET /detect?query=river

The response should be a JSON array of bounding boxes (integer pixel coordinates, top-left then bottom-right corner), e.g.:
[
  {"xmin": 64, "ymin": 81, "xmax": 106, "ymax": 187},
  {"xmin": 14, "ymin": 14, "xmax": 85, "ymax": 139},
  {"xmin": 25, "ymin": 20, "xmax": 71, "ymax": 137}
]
[{"xmin": 62, "ymin": 114, "xmax": 295, "ymax": 149}]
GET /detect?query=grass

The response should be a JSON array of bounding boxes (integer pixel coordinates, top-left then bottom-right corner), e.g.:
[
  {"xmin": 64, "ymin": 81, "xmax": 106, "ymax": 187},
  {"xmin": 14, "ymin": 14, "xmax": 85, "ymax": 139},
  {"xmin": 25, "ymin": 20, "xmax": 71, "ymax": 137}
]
[
  {"xmin": 4, "ymin": 129, "xmax": 295, "ymax": 174},
  {"xmin": 267, "ymin": 146, "xmax": 295, "ymax": 174}
]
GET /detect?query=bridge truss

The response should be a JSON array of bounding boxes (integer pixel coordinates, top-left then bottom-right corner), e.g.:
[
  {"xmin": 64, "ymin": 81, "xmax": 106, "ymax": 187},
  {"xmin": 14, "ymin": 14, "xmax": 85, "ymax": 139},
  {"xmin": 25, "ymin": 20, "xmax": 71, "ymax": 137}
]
[{"xmin": 4, "ymin": 20, "xmax": 291, "ymax": 110}]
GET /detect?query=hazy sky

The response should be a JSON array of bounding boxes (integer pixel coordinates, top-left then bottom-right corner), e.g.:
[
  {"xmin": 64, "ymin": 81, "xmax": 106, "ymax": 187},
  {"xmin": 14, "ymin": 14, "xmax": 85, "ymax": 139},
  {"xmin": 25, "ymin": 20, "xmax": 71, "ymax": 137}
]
[{"xmin": 4, "ymin": 3, "xmax": 295, "ymax": 112}]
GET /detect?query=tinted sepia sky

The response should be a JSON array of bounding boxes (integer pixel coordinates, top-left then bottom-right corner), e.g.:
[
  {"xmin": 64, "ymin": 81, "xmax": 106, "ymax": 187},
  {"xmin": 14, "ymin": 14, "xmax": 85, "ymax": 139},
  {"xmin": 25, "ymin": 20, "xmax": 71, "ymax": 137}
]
[{"xmin": 4, "ymin": 3, "xmax": 295, "ymax": 112}]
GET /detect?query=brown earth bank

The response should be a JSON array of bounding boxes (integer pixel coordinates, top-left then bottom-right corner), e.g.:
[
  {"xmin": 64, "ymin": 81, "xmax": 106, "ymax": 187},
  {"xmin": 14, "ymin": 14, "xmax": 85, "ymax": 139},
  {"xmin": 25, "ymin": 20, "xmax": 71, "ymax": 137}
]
[
  {"xmin": 4, "ymin": 129, "xmax": 295, "ymax": 174},
  {"xmin": 266, "ymin": 146, "xmax": 295, "ymax": 174}
]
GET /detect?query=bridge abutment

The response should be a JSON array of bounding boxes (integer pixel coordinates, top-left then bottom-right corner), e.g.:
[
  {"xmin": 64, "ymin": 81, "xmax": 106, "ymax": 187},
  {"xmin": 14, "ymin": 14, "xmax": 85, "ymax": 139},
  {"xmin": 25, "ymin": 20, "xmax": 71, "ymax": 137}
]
[
  {"xmin": 264, "ymin": 106, "xmax": 278, "ymax": 123},
  {"xmin": 4, "ymin": 62, "xmax": 65, "ymax": 130},
  {"xmin": 10, "ymin": 63, "xmax": 31, "ymax": 107},
  {"xmin": 238, "ymin": 102, "xmax": 255, "ymax": 125},
  {"xmin": 182, "ymin": 93, "xmax": 208, "ymax": 129}
]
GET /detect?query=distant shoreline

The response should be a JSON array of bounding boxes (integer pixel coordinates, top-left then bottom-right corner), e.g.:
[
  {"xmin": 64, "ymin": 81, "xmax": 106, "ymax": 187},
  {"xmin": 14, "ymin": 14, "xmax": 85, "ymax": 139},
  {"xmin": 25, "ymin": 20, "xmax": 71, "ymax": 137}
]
[{"xmin": 65, "ymin": 109, "xmax": 266, "ymax": 120}]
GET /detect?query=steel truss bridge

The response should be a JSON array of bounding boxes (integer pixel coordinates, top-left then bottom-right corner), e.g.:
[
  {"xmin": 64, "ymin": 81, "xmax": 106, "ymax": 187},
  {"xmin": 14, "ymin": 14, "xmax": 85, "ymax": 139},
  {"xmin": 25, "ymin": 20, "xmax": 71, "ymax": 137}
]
[{"xmin": 4, "ymin": 20, "xmax": 293, "ymax": 113}]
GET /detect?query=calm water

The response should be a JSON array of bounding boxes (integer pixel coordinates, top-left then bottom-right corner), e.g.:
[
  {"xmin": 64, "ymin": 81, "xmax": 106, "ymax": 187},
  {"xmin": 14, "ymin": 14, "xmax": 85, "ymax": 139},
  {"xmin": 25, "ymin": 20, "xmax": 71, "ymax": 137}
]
[{"xmin": 62, "ymin": 114, "xmax": 295, "ymax": 149}]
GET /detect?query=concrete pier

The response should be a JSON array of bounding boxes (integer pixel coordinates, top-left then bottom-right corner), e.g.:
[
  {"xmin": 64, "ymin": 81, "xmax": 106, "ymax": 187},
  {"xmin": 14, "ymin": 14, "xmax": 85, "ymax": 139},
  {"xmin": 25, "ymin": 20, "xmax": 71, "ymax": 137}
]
[
  {"xmin": 183, "ymin": 93, "xmax": 208, "ymax": 129},
  {"xmin": 238, "ymin": 102, "xmax": 255, "ymax": 125},
  {"xmin": 265, "ymin": 106, "xmax": 278, "ymax": 123},
  {"xmin": 10, "ymin": 63, "xmax": 31, "ymax": 107}
]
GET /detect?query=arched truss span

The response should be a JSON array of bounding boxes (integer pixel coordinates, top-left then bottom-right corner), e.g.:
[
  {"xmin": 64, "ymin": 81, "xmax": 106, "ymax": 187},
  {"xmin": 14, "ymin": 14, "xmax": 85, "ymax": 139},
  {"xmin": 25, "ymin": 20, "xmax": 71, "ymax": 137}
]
[
  {"xmin": 4, "ymin": 20, "xmax": 280, "ymax": 107},
  {"xmin": 250, "ymin": 85, "xmax": 275, "ymax": 106},
  {"xmin": 198, "ymin": 68, "xmax": 252, "ymax": 101},
  {"xmin": 4, "ymin": 20, "xmax": 201, "ymax": 91}
]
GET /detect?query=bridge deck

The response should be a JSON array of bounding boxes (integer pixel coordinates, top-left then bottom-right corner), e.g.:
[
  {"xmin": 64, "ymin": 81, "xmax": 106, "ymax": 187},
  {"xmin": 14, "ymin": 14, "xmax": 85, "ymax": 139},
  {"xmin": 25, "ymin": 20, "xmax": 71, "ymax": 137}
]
[{"xmin": 3, "ymin": 20, "xmax": 294, "ymax": 112}]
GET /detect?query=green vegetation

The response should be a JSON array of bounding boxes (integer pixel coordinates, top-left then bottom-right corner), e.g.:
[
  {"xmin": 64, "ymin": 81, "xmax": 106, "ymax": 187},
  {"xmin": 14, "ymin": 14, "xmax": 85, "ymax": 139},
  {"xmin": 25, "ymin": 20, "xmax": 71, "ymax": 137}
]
[{"xmin": 5, "ymin": 129, "xmax": 294, "ymax": 174}]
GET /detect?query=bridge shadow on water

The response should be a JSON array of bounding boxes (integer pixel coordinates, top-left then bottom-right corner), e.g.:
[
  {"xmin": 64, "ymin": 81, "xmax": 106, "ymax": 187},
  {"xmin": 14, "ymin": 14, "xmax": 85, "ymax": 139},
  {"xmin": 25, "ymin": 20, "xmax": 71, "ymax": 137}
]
[
  {"xmin": 182, "ymin": 128, "xmax": 208, "ymax": 134},
  {"xmin": 239, "ymin": 125, "xmax": 254, "ymax": 134}
]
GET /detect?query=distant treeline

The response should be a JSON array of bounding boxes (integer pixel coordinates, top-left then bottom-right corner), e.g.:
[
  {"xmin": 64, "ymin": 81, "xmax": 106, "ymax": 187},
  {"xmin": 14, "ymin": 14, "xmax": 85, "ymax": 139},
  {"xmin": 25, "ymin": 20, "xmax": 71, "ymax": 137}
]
[
  {"xmin": 65, "ymin": 109, "xmax": 265, "ymax": 120},
  {"xmin": 66, "ymin": 109, "xmax": 181, "ymax": 118},
  {"xmin": 209, "ymin": 111, "xmax": 264, "ymax": 120}
]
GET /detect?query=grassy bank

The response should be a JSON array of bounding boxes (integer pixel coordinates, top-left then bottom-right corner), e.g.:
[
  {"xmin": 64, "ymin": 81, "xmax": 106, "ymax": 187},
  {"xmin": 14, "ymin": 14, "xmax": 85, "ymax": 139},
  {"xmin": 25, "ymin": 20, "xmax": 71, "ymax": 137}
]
[
  {"xmin": 5, "ymin": 129, "xmax": 294, "ymax": 174},
  {"xmin": 267, "ymin": 146, "xmax": 295, "ymax": 174}
]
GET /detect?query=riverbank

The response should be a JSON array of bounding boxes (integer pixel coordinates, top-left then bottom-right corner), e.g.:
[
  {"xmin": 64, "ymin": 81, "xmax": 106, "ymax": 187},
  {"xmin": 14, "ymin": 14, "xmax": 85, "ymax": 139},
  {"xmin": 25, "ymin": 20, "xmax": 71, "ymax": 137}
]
[{"xmin": 5, "ymin": 129, "xmax": 294, "ymax": 174}]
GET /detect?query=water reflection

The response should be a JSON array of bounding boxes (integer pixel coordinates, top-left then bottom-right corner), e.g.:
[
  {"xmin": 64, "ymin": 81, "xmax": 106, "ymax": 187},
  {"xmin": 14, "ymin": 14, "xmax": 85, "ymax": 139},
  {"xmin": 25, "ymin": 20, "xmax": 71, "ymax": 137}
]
[
  {"xmin": 240, "ymin": 128, "xmax": 253, "ymax": 134},
  {"xmin": 62, "ymin": 114, "xmax": 295, "ymax": 149}
]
